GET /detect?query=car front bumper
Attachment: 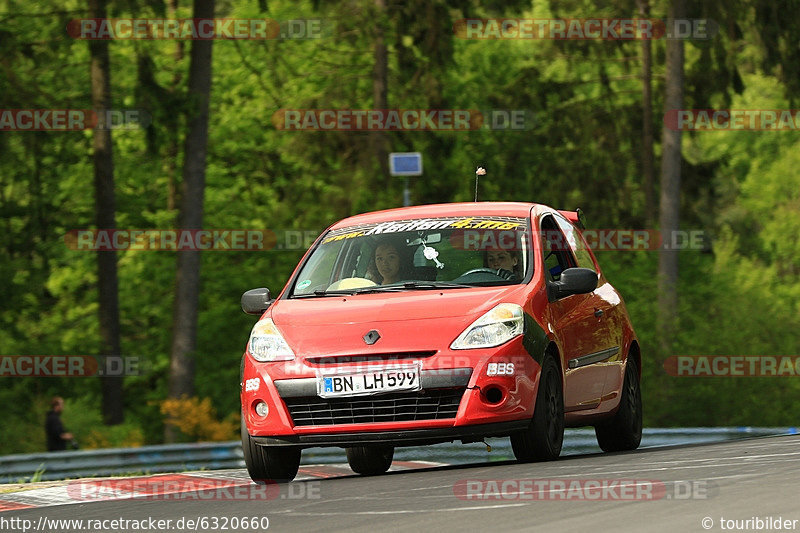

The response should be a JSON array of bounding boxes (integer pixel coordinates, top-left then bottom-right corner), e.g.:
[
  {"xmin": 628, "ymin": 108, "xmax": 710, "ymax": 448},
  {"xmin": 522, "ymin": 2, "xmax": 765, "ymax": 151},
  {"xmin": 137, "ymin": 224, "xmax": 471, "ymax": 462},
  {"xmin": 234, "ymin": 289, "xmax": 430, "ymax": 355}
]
[
  {"xmin": 251, "ymin": 419, "xmax": 531, "ymax": 447},
  {"xmin": 241, "ymin": 336, "xmax": 541, "ymax": 447}
]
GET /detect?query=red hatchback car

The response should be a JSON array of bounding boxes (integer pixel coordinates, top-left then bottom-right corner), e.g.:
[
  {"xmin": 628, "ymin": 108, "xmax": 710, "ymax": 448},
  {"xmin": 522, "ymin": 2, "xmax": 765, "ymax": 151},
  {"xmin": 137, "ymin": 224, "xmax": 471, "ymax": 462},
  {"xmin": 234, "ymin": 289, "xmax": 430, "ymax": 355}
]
[{"xmin": 240, "ymin": 202, "xmax": 641, "ymax": 482}]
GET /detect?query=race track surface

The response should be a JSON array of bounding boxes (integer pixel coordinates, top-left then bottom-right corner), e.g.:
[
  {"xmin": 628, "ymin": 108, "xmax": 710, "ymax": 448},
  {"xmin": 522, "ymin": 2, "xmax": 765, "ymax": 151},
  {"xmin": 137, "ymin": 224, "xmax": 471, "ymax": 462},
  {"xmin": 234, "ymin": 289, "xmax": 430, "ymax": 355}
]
[{"xmin": 2, "ymin": 434, "xmax": 798, "ymax": 532}]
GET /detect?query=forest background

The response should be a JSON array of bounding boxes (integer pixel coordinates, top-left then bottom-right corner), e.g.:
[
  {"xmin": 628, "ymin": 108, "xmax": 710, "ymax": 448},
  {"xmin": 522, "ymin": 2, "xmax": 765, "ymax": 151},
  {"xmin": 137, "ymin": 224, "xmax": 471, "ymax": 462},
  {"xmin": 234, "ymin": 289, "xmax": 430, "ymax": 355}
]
[{"xmin": 1, "ymin": 0, "xmax": 799, "ymax": 453}]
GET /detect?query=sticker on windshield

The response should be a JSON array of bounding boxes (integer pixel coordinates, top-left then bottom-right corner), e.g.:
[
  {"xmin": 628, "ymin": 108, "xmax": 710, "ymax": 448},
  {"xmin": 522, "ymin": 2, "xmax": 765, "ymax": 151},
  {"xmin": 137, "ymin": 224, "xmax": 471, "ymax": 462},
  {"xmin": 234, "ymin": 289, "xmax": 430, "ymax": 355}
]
[
  {"xmin": 297, "ymin": 280, "xmax": 312, "ymax": 290},
  {"xmin": 321, "ymin": 217, "xmax": 525, "ymax": 244}
]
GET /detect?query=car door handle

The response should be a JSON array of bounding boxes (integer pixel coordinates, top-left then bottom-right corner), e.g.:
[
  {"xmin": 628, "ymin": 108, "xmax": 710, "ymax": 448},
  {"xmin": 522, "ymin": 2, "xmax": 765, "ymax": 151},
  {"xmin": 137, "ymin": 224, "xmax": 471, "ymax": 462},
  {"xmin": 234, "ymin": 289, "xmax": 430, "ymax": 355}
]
[{"xmin": 594, "ymin": 309, "xmax": 604, "ymax": 318}]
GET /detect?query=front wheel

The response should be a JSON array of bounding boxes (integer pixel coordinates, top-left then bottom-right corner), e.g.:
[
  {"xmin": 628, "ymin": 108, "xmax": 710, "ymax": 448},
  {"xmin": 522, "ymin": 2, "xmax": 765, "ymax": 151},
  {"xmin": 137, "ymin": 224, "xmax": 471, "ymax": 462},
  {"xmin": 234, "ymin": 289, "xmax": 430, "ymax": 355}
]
[
  {"xmin": 241, "ymin": 418, "xmax": 301, "ymax": 483},
  {"xmin": 345, "ymin": 445, "xmax": 394, "ymax": 475},
  {"xmin": 594, "ymin": 357, "xmax": 642, "ymax": 452},
  {"xmin": 510, "ymin": 355, "xmax": 564, "ymax": 462}
]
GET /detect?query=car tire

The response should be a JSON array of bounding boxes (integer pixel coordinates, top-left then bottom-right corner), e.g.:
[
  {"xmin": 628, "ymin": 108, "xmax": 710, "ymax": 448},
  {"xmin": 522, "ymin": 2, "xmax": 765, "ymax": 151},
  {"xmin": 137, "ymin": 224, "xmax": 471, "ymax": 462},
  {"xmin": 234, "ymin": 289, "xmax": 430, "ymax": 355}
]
[
  {"xmin": 594, "ymin": 357, "xmax": 642, "ymax": 452},
  {"xmin": 241, "ymin": 418, "xmax": 301, "ymax": 483},
  {"xmin": 510, "ymin": 355, "xmax": 564, "ymax": 462},
  {"xmin": 345, "ymin": 445, "xmax": 394, "ymax": 475}
]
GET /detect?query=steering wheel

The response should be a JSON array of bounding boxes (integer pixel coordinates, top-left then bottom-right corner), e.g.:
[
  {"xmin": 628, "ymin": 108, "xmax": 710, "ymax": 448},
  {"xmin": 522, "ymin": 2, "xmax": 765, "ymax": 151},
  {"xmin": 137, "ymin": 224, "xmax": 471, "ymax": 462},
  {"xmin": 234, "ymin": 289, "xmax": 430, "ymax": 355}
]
[{"xmin": 459, "ymin": 268, "xmax": 516, "ymax": 280}]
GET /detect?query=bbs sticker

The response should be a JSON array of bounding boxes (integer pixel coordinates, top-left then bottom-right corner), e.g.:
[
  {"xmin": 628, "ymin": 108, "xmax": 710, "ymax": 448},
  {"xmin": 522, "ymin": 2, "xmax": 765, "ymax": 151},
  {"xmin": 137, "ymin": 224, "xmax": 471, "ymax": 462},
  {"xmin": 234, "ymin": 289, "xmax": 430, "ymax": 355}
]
[
  {"xmin": 245, "ymin": 378, "xmax": 261, "ymax": 391},
  {"xmin": 486, "ymin": 362, "xmax": 515, "ymax": 376}
]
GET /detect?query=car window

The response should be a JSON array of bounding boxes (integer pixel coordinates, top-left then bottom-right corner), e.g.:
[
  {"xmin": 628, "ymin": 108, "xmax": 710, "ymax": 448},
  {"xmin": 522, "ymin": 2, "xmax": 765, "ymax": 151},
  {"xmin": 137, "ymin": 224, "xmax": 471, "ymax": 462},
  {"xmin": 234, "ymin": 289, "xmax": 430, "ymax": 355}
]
[
  {"xmin": 552, "ymin": 213, "xmax": 596, "ymax": 271},
  {"xmin": 296, "ymin": 239, "xmax": 345, "ymax": 290},
  {"xmin": 540, "ymin": 215, "xmax": 576, "ymax": 281},
  {"xmin": 290, "ymin": 216, "xmax": 532, "ymax": 296}
]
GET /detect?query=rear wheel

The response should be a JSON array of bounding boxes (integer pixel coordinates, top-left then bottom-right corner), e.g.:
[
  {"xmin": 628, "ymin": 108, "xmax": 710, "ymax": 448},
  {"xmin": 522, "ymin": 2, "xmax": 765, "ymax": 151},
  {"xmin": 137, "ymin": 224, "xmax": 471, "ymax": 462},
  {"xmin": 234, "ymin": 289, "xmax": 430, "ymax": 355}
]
[
  {"xmin": 511, "ymin": 355, "xmax": 564, "ymax": 462},
  {"xmin": 241, "ymin": 418, "xmax": 301, "ymax": 483},
  {"xmin": 345, "ymin": 445, "xmax": 394, "ymax": 475},
  {"xmin": 595, "ymin": 357, "xmax": 642, "ymax": 452}
]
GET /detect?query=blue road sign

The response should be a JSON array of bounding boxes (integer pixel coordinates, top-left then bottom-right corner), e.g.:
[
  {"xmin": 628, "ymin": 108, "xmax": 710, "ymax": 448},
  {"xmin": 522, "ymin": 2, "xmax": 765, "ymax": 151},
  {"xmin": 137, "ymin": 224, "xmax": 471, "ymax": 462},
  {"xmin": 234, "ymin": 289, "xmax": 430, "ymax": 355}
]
[{"xmin": 389, "ymin": 152, "xmax": 423, "ymax": 176}]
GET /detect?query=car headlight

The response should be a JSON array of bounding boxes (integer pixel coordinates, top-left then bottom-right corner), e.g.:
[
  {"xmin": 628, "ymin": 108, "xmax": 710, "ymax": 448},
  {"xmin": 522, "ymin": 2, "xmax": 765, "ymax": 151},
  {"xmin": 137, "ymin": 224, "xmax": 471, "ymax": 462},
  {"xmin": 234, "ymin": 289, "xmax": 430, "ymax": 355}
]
[
  {"xmin": 451, "ymin": 303, "xmax": 524, "ymax": 350},
  {"xmin": 248, "ymin": 318, "xmax": 295, "ymax": 362}
]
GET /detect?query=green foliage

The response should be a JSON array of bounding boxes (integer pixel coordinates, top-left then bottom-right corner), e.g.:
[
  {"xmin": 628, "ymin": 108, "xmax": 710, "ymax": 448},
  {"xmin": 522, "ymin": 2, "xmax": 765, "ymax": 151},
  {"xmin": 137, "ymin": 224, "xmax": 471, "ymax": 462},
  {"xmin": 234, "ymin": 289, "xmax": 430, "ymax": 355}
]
[
  {"xmin": 66, "ymin": 398, "xmax": 145, "ymax": 448},
  {"xmin": 16, "ymin": 465, "xmax": 46, "ymax": 484},
  {"xmin": 1, "ymin": 0, "xmax": 799, "ymax": 454},
  {"xmin": 160, "ymin": 396, "xmax": 238, "ymax": 442}
]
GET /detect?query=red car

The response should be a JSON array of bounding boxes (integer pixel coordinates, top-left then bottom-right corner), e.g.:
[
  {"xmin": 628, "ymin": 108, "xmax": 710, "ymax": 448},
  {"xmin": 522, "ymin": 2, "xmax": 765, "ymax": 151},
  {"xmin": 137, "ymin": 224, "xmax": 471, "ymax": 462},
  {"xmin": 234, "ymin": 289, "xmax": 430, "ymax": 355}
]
[{"xmin": 240, "ymin": 202, "xmax": 641, "ymax": 482}]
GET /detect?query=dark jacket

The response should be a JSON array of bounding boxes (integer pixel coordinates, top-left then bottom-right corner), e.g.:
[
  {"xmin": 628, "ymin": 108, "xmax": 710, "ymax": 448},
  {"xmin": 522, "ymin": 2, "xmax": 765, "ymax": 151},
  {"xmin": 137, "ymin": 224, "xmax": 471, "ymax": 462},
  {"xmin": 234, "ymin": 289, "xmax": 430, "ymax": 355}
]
[{"xmin": 45, "ymin": 410, "xmax": 66, "ymax": 451}]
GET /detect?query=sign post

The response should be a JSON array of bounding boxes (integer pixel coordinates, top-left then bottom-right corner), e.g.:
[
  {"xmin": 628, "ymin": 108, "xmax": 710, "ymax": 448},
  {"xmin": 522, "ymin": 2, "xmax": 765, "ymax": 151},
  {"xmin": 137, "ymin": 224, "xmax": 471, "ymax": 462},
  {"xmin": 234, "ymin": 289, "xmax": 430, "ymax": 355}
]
[{"xmin": 389, "ymin": 152, "xmax": 422, "ymax": 207}]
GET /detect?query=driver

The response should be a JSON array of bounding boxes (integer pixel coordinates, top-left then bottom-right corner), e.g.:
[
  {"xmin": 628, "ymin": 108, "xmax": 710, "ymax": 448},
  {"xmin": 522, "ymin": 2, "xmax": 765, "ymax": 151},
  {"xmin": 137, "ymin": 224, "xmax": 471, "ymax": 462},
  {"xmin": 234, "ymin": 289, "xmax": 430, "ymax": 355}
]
[{"xmin": 485, "ymin": 247, "xmax": 521, "ymax": 279}]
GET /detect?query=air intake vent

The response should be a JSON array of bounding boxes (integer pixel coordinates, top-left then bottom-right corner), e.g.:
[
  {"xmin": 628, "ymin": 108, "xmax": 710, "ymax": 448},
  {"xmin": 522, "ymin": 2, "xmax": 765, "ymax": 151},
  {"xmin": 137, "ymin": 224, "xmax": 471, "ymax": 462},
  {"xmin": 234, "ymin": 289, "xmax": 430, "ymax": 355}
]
[
  {"xmin": 283, "ymin": 388, "xmax": 465, "ymax": 426},
  {"xmin": 305, "ymin": 351, "xmax": 437, "ymax": 365}
]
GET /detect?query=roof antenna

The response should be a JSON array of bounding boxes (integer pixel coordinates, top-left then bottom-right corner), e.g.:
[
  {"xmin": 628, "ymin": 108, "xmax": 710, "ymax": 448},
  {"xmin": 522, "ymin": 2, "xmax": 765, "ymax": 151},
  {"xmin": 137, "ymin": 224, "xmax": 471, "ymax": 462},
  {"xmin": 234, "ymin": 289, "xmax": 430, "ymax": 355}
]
[{"xmin": 474, "ymin": 166, "xmax": 486, "ymax": 202}]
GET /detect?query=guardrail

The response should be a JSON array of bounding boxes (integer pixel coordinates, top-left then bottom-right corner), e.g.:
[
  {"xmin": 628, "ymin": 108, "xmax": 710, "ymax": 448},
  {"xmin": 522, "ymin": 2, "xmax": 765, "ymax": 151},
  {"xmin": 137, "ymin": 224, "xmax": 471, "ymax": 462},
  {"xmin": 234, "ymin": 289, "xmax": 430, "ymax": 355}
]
[
  {"xmin": 0, "ymin": 441, "xmax": 244, "ymax": 484},
  {"xmin": 1, "ymin": 427, "xmax": 796, "ymax": 484}
]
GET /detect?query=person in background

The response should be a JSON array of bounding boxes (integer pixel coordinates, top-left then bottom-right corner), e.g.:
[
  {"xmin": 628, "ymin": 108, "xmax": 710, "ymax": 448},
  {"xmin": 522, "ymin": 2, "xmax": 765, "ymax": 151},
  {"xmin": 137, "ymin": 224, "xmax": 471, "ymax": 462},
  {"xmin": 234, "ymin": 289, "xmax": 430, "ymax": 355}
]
[{"xmin": 45, "ymin": 396, "xmax": 75, "ymax": 451}]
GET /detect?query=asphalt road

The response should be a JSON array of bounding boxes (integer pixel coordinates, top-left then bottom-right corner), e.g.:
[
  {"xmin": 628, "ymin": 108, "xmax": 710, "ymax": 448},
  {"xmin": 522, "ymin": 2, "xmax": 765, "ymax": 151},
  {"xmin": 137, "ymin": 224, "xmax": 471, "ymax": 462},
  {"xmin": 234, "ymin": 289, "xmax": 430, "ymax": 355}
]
[{"xmin": 6, "ymin": 434, "xmax": 800, "ymax": 533}]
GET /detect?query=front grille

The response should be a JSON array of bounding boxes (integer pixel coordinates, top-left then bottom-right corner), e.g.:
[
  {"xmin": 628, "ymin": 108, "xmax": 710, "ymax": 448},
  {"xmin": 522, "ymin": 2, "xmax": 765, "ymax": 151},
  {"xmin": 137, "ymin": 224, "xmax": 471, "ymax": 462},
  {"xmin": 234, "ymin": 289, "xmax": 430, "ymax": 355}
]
[
  {"xmin": 283, "ymin": 388, "xmax": 466, "ymax": 426},
  {"xmin": 306, "ymin": 351, "xmax": 437, "ymax": 365}
]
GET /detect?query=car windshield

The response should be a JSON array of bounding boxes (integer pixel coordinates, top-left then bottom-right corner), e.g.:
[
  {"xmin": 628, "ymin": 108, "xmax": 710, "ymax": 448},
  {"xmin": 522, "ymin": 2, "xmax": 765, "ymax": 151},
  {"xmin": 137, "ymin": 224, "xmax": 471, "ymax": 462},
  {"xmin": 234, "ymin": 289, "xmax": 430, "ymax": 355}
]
[{"xmin": 290, "ymin": 215, "xmax": 532, "ymax": 297}]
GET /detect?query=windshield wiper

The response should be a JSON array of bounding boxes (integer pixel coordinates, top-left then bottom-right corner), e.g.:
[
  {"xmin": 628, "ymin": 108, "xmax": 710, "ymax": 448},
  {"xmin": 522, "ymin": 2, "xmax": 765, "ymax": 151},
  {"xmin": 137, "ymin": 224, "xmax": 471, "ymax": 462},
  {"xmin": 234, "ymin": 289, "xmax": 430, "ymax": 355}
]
[
  {"xmin": 293, "ymin": 282, "xmax": 474, "ymax": 298},
  {"xmin": 291, "ymin": 289, "xmax": 360, "ymax": 298},
  {"xmin": 399, "ymin": 281, "xmax": 473, "ymax": 289},
  {"xmin": 352, "ymin": 281, "xmax": 473, "ymax": 294}
]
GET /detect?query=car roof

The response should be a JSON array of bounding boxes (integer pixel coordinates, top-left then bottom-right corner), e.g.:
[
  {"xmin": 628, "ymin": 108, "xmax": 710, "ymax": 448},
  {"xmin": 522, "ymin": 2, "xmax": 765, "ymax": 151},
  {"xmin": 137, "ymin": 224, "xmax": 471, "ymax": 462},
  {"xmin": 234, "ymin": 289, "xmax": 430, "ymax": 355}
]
[{"xmin": 329, "ymin": 202, "xmax": 553, "ymax": 230}]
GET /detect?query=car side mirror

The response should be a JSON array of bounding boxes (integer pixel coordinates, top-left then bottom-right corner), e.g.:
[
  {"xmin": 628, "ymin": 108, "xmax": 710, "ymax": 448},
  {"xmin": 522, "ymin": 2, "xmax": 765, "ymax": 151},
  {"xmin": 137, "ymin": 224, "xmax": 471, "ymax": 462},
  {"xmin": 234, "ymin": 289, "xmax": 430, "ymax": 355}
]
[
  {"xmin": 548, "ymin": 268, "xmax": 597, "ymax": 301},
  {"xmin": 241, "ymin": 288, "xmax": 272, "ymax": 315}
]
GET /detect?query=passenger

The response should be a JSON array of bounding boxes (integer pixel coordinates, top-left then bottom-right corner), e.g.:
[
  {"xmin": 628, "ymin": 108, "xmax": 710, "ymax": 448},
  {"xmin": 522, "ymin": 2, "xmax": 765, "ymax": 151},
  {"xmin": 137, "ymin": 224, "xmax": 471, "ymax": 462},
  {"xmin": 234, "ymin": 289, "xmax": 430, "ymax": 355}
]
[
  {"xmin": 368, "ymin": 240, "xmax": 416, "ymax": 285},
  {"xmin": 374, "ymin": 242, "xmax": 403, "ymax": 284}
]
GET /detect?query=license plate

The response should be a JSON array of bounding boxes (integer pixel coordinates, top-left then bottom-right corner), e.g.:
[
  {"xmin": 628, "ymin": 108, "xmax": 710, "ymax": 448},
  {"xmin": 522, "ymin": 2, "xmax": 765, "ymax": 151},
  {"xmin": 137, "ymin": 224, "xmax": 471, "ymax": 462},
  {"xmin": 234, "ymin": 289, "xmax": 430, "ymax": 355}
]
[{"xmin": 317, "ymin": 365, "xmax": 421, "ymax": 398}]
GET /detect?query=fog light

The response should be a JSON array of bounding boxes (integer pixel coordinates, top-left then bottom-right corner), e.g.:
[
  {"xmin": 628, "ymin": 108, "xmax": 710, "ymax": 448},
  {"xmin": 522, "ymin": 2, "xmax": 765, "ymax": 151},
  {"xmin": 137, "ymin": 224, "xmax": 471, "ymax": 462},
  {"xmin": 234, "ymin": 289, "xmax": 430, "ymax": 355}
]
[
  {"xmin": 484, "ymin": 386, "xmax": 504, "ymax": 405},
  {"xmin": 254, "ymin": 401, "xmax": 269, "ymax": 417}
]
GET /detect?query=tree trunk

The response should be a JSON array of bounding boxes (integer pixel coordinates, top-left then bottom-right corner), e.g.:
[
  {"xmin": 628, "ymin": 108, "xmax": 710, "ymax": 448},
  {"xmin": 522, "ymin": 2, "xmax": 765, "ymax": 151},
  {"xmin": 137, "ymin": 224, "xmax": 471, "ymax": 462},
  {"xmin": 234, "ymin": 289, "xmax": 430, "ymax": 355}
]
[
  {"xmin": 166, "ymin": 0, "xmax": 184, "ymax": 213},
  {"xmin": 372, "ymin": 0, "xmax": 390, "ymax": 187},
  {"xmin": 88, "ymin": 0, "xmax": 123, "ymax": 425},
  {"xmin": 638, "ymin": 0, "xmax": 656, "ymax": 226},
  {"xmin": 166, "ymin": 0, "xmax": 214, "ymax": 441},
  {"xmin": 657, "ymin": 0, "xmax": 686, "ymax": 356}
]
